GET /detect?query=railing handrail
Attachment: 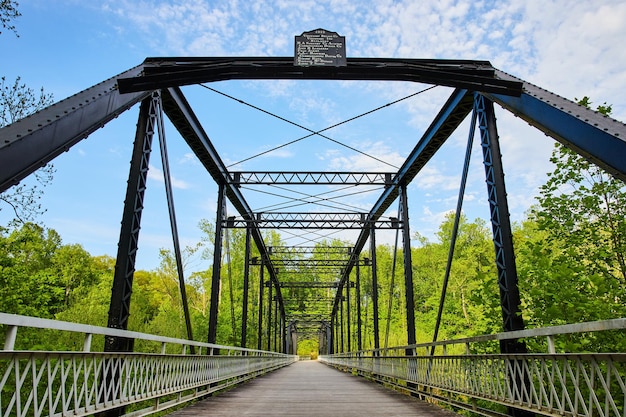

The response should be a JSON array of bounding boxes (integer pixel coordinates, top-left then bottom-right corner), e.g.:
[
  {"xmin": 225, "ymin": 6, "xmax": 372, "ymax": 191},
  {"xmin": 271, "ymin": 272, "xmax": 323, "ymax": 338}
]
[
  {"xmin": 331, "ymin": 317, "xmax": 626, "ymax": 355},
  {"xmin": 0, "ymin": 312, "xmax": 288, "ymax": 355}
]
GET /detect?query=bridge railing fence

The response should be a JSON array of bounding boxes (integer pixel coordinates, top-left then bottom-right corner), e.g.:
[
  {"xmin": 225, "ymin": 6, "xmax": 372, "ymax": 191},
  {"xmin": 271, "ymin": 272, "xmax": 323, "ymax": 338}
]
[
  {"xmin": 320, "ymin": 318, "xmax": 626, "ymax": 417},
  {"xmin": 0, "ymin": 312, "xmax": 297, "ymax": 417}
]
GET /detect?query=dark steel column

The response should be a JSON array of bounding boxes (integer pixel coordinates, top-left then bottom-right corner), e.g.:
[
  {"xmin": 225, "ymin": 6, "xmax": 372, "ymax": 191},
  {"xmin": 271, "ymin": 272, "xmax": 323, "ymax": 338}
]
[
  {"xmin": 155, "ymin": 93, "xmax": 194, "ymax": 348},
  {"xmin": 257, "ymin": 259, "xmax": 264, "ymax": 350},
  {"xmin": 339, "ymin": 293, "xmax": 344, "ymax": 352},
  {"xmin": 102, "ymin": 93, "xmax": 156, "ymax": 417},
  {"xmin": 327, "ymin": 322, "xmax": 332, "ymax": 354},
  {"xmin": 356, "ymin": 260, "xmax": 362, "ymax": 351},
  {"xmin": 106, "ymin": 94, "xmax": 157, "ymax": 352},
  {"xmin": 346, "ymin": 280, "xmax": 351, "ymax": 352},
  {"xmin": 476, "ymin": 94, "xmax": 526, "ymax": 339},
  {"xmin": 281, "ymin": 312, "xmax": 286, "ymax": 353},
  {"xmin": 335, "ymin": 313, "xmax": 340, "ymax": 353},
  {"xmin": 476, "ymin": 94, "xmax": 532, "ymax": 417},
  {"xmin": 273, "ymin": 294, "xmax": 278, "ymax": 351},
  {"xmin": 400, "ymin": 185, "xmax": 416, "ymax": 346},
  {"xmin": 267, "ymin": 281, "xmax": 273, "ymax": 351},
  {"xmin": 370, "ymin": 225, "xmax": 380, "ymax": 351},
  {"xmin": 207, "ymin": 182, "xmax": 226, "ymax": 344},
  {"xmin": 241, "ymin": 227, "xmax": 251, "ymax": 347},
  {"xmin": 330, "ymin": 313, "xmax": 335, "ymax": 354}
]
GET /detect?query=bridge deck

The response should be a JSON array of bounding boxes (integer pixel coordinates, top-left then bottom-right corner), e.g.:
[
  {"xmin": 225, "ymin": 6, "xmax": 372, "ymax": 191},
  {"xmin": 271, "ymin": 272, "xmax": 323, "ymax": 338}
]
[{"xmin": 169, "ymin": 360, "xmax": 457, "ymax": 417}]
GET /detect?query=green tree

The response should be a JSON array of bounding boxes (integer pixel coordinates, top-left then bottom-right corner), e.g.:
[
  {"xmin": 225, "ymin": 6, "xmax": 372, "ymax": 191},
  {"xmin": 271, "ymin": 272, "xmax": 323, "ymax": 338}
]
[
  {"xmin": 1, "ymin": 3, "xmax": 55, "ymax": 226},
  {"xmin": 0, "ymin": 77, "xmax": 55, "ymax": 226},
  {"xmin": 517, "ymin": 97, "xmax": 626, "ymax": 351},
  {"xmin": 51, "ymin": 243, "xmax": 101, "ymax": 307},
  {"xmin": 411, "ymin": 213, "xmax": 499, "ymax": 344},
  {"xmin": 0, "ymin": 223, "xmax": 63, "ymax": 317},
  {"xmin": 0, "ymin": 0, "xmax": 20, "ymax": 36}
]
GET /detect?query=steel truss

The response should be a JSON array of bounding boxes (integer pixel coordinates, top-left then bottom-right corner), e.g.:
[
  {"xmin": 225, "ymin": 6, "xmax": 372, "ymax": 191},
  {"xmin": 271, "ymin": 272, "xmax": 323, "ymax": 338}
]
[
  {"xmin": 225, "ymin": 212, "xmax": 401, "ymax": 229},
  {"xmin": 287, "ymin": 314, "xmax": 332, "ymax": 321},
  {"xmin": 268, "ymin": 246, "xmax": 354, "ymax": 256},
  {"xmin": 230, "ymin": 171, "xmax": 393, "ymax": 185},
  {"xmin": 117, "ymin": 57, "xmax": 522, "ymax": 95},
  {"xmin": 272, "ymin": 259, "xmax": 351, "ymax": 268},
  {"xmin": 2, "ymin": 55, "xmax": 625, "ymax": 367},
  {"xmin": 275, "ymin": 281, "xmax": 343, "ymax": 288},
  {"xmin": 283, "ymin": 298, "xmax": 335, "ymax": 305},
  {"xmin": 106, "ymin": 93, "xmax": 158, "ymax": 353}
]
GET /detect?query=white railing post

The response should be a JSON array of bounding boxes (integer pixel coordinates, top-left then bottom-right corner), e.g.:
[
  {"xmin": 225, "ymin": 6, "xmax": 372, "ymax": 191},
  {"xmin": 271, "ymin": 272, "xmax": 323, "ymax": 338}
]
[
  {"xmin": 4, "ymin": 325, "xmax": 17, "ymax": 351},
  {"xmin": 547, "ymin": 335, "xmax": 556, "ymax": 354},
  {"xmin": 83, "ymin": 333, "xmax": 93, "ymax": 352}
]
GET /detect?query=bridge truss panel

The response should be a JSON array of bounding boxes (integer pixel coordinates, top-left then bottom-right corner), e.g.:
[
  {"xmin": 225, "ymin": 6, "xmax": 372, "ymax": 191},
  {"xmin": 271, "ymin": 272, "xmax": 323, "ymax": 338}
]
[
  {"xmin": 0, "ymin": 65, "xmax": 149, "ymax": 193},
  {"xmin": 2, "ymin": 56, "xmax": 625, "ymax": 357},
  {"xmin": 225, "ymin": 212, "xmax": 400, "ymax": 229},
  {"xmin": 230, "ymin": 171, "xmax": 394, "ymax": 185},
  {"xmin": 487, "ymin": 69, "xmax": 626, "ymax": 182}
]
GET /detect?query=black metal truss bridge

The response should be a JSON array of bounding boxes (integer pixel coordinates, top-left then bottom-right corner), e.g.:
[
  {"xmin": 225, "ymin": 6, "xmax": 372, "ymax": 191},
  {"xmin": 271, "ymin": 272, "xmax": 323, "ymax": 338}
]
[{"xmin": 1, "ymin": 56, "xmax": 625, "ymax": 356}]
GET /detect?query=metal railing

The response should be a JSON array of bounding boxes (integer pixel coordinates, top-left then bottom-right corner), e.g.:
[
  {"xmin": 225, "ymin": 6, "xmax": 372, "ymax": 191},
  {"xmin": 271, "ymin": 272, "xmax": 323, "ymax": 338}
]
[
  {"xmin": 0, "ymin": 313, "xmax": 297, "ymax": 417},
  {"xmin": 320, "ymin": 319, "xmax": 626, "ymax": 417}
]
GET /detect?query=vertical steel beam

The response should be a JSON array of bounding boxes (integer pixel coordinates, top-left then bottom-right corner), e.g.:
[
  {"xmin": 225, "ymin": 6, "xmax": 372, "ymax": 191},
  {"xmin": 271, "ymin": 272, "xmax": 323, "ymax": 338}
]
[
  {"xmin": 356, "ymin": 261, "xmax": 362, "ymax": 352},
  {"xmin": 335, "ymin": 316, "xmax": 341, "ymax": 353},
  {"xmin": 321, "ymin": 321, "xmax": 331, "ymax": 355},
  {"xmin": 431, "ymin": 108, "xmax": 476, "ymax": 350},
  {"xmin": 241, "ymin": 227, "xmax": 251, "ymax": 348},
  {"xmin": 330, "ymin": 313, "xmax": 335, "ymax": 354},
  {"xmin": 102, "ymin": 93, "xmax": 156, "ymax": 417},
  {"xmin": 326, "ymin": 322, "xmax": 332, "ymax": 354},
  {"xmin": 400, "ymin": 185, "xmax": 416, "ymax": 347},
  {"xmin": 370, "ymin": 225, "xmax": 380, "ymax": 351},
  {"xmin": 273, "ymin": 294, "xmax": 278, "ymax": 351},
  {"xmin": 257, "ymin": 260, "xmax": 265, "ymax": 350},
  {"xmin": 267, "ymin": 281, "xmax": 273, "ymax": 351},
  {"xmin": 339, "ymin": 293, "xmax": 344, "ymax": 352},
  {"xmin": 106, "ymin": 93, "xmax": 157, "ymax": 352},
  {"xmin": 476, "ymin": 94, "xmax": 532, "ymax": 417},
  {"xmin": 154, "ymin": 92, "xmax": 194, "ymax": 349},
  {"xmin": 207, "ymin": 182, "xmax": 226, "ymax": 344},
  {"xmin": 281, "ymin": 312, "xmax": 286, "ymax": 353},
  {"xmin": 346, "ymin": 280, "xmax": 352, "ymax": 352},
  {"xmin": 475, "ymin": 94, "xmax": 526, "ymax": 339}
]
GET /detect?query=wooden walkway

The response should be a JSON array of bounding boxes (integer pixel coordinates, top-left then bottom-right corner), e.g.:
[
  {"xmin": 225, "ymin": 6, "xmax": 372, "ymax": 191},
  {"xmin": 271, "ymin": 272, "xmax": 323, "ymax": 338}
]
[{"xmin": 169, "ymin": 360, "xmax": 458, "ymax": 417}]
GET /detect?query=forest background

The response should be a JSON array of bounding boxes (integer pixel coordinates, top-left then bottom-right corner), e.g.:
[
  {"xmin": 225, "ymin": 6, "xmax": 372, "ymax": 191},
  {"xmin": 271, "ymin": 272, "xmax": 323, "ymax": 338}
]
[{"xmin": 1, "ymin": 2, "xmax": 625, "ymax": 356}]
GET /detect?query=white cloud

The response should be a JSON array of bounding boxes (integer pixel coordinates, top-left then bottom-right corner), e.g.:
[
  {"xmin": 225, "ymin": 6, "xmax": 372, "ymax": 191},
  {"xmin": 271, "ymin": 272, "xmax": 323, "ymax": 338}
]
[
  {"xmin": 179, "ymin": 153, "xmax": 200, "ymax": 166},
  {"xmin": 319, "ymin": 141, "xmax": 405, "ymax": 171},
  {"xmin": 147, "ymin": 164, "xmax": 191, "ymax": 190},
  {"xmin": 413, "ymin": 165, "xmax": 460, "ymax": 192}
]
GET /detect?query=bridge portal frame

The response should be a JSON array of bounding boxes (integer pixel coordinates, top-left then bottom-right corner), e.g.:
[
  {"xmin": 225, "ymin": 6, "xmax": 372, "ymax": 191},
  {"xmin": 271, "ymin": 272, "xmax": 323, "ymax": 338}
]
[{"xmin": 1, "ymin": 58, "xmax": 625, "ymax": 407}]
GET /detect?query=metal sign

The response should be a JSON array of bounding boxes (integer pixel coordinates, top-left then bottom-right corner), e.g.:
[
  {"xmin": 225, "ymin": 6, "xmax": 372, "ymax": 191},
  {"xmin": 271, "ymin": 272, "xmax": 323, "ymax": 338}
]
[{"xmin": 294, "ymin": 29, "xmax": 346, "ymax": 67}]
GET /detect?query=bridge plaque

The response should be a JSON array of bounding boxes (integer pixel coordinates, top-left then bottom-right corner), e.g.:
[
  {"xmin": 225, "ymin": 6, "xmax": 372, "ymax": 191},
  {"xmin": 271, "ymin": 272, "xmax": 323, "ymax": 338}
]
[{"xmin": 294, "ymin": 29, "xmax": 346, "ymax": 67}]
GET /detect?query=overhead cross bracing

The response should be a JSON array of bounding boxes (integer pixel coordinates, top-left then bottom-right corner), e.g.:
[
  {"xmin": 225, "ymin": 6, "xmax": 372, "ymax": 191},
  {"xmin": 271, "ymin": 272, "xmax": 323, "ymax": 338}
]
[
  {"xmin": 267, "ymin": 246, "xmax": 354, "ymax": 255},
  {"xmin": 230, "ymin": 171, "xmax": 394, "ymax": 185},
  {"xmin": 224, "ymin": 212, "xmax": 401, "ymax": 229},
  {"xmin": 2, "ymin": 56, "xmax": 625, "ymax": 363}
]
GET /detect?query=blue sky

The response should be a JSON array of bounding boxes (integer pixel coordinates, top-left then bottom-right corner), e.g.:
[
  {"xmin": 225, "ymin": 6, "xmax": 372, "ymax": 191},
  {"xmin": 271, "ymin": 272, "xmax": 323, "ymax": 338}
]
[{"xmin": 1, "ymin": 0, "xmax": 625, "ymax": 272}]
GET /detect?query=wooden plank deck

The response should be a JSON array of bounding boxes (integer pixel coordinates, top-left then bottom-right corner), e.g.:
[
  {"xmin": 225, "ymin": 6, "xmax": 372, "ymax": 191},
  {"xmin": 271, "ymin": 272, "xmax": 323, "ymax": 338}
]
[{"xmin": 169, "ymin": 360, "xmax": 459, "ymax": 416}]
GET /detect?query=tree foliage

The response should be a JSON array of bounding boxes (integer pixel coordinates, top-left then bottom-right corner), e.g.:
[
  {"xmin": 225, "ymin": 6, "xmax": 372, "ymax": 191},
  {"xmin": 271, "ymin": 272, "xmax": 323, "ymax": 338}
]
[
  {"xmin": 516, "ymin": 97, "xmax": 626, "ymax": 351},
  {"xmin": 1, "ymin": 11, "xmax": 55, "ymax": 226},
  {"xmin": 0, "ymin": 0, "xmax": 20, "ymax": 36}
]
